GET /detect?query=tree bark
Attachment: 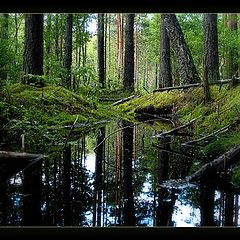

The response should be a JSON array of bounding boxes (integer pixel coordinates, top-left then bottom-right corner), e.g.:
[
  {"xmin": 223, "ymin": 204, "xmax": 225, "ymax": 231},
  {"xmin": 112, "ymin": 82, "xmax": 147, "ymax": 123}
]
[
  {"xmin": 203, "ymin": 14, "xmax": 220, "ymax": 83},
  {"xmin": 63, "ymin": 14, "xmax": 73, "ymax": 88},
  {"xmin": 98, "ymin": 13, "xmax": 105, "ymax": 88},
  {"xmin": 162, "ymin": 14, "xmax": 200, "ymax": 85},
  {"xmin": 123, "ymin": 14, "xmax": 135, "ymax": 92},
  {"xmin": 159, "ymin": 14, "xmax": 172, "ymax": 88},
  {"xmin": 23, "ymin": 14, "xmax": 44, "ymax": 78}
]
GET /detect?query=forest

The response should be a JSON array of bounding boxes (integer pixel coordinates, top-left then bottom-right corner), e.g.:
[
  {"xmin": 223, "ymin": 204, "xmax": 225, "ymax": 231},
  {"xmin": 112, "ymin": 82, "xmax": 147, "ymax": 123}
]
[{"xmin": 0, "ymin": 13, "xmax": 240, "ymax": 227}]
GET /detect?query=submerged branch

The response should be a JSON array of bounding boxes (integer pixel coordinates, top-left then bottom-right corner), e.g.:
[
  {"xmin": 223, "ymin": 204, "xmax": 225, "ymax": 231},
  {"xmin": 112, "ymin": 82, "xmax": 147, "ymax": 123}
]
[
  {"xmin": 182, "ymin": 120, "xmax": 239, "ymax": 147},
  {"xmin": 152, "ymin": 143, "xmax": 196, "ymax": 159}
]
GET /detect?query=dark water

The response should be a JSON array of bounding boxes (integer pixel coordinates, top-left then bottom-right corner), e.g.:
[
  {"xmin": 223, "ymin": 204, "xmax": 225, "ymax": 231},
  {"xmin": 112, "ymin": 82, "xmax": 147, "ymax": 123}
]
[{"xmin": 0, "ymin": 120, "xmax": 240, "ymax": 226}]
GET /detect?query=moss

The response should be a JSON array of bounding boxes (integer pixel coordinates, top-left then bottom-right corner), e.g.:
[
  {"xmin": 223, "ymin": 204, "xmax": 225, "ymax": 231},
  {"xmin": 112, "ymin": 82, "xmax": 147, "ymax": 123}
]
[
  {"xmin": 0, "ymin": 83, "xmax": 118, "ymax": 152},
  {"xmin": 116, "ymin": 84, "xmax": 240, "ymax": 159}
]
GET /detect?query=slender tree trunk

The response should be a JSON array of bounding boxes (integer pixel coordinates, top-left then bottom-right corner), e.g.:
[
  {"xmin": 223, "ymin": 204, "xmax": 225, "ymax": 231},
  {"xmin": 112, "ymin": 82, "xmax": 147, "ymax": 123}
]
[
  {"xmin": 123, "ymin": 14, "xmax": 135, "ymax": 92},
  {"xmin": 159, "ymin": 14, "xmax": 172, "ymax": 88},
  {"xmin": 117, "ymin": 14, "xmax": 123, "ymax": 81},
  {"xmin": 63, "ymin": 14, "xmax": 73, "ymax": 88},
  {"xmin": 162, "ymin": 14, "xmax": 200, "ymax": 84},
  {"xmin": 227, "ymin": 13, "xmax": 238, "ymax": 77},
  {"xmin": 203, "ymin": 14, "xmax": 220, "ymax": 83},
  {"xmin": 54, "ymin": 14, "xmax": 60, "ymax": 61},
  {"xmin": 23, "ymin": 14, "xmax": 44, "ymax": 80},
  {"xmin": 98, "ymin": 13, "xmax": 105, "ymax": 88}
]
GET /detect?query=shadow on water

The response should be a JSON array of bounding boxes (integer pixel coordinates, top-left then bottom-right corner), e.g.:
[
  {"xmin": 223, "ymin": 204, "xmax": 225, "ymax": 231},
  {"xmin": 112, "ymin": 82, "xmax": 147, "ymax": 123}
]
[{"xmin": 1, "ymin": 117, "xmax": 240, "ymax": 226}]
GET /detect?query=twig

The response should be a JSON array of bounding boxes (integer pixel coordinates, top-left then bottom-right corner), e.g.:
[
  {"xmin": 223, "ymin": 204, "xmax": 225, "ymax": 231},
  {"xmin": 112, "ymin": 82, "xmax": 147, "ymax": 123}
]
[
  {"xmin": 111, "ymin": 95, "xmax": 138, "ymax": 106},
  {"xmin": 63, "ymin": 115, "xmax": 79, "ymax": 149}
]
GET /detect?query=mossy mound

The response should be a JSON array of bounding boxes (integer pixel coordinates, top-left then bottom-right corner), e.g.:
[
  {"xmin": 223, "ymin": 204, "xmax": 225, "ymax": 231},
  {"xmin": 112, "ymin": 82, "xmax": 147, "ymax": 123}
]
[
  {"xmin": 117, "ymin": 84, "xmax": 240, "ymax": 156},
  {"xmin": 0, "ymin": 83, "xmax": 117, "ymax": 152}
]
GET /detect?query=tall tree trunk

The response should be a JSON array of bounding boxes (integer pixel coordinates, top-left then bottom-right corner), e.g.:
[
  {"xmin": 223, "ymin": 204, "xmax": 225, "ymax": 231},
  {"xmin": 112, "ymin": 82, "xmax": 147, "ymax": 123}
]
[
  {"xmin": 123, "ymin": 14, "xmax": 135, "ymax": 92},
  {"xmin": 63, "ymin": 14, "xmax": 73, "ymax": 88},
  {"xmin": 122, "ymin": 120, "xmax": 135, "ymax": 226},
  {"xmin": 117, "ymin": 14, "xmax": 123, "ymax": 81},
  {"xmin": 203, "ymin": 14, "xmax": 220, "ymax": 83},
  {"xmin": 98, "ymin": 13, "xmax": 105, "ymax": 88},
  {"xmin": 23, "ymin": 14, "xmax": 44, "ymax": 80},
  {"xmin": 162, "ymin": 14, "xmax": 200, "ymax": 85},
  {"xmin": 227, "ymin": 13, "xmax": 238, "ymax": 77},
  {"xmin": 159, "ymin": 14, "xmax": 172, "ymax": 88}
]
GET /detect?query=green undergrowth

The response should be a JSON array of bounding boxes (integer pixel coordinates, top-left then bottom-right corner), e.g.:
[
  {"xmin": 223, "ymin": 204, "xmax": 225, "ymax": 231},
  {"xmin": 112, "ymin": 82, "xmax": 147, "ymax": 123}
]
[
  {"xmin": 0, "ymin": 83, "xmax": 118, "ymax": 152},
  {"xmin": 117, "ymin": 84, "xmax": 240, "ymax": 156},
  {"xmin": 116, "ymin": 84, "xmax": 240, "ymax": 185}
]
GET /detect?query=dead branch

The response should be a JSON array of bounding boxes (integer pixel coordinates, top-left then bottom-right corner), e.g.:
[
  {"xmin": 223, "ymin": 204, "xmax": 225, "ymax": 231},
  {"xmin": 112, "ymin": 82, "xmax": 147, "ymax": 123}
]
[
  {"xmin": 186, "ymin": 145, "xmax": 240, "ymax": 182},
  {"xmin": 111, "ymin": 95, "xmax": 139, "ymax": 106},
  {"xmin": 182, "ymin": 120, "xmax": 238, "ymax": 147},
  {"xmin": 153, "ymin": 78, "xmax": 240, "ymax": 93},
  {"xmin": 152, "ymin": 117, "xmax": 197, "ymax": 138}
]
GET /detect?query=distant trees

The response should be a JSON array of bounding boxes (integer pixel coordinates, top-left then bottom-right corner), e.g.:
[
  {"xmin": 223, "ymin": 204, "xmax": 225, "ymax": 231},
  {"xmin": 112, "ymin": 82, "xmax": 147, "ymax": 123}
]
[
  {"xmin": 0, "ymin": 13, "xmax": 239, "ymax": 90},
  {"xmin": 23, "ymin": 14, "xmax": 44, "ymax": 83},
  {"xmin": 123, "ymin": 14, "xmax": 135, "ymax": 92},
  {"xmin": 226, "ymin": 13, "xmax": 238, "ymax": 78}
]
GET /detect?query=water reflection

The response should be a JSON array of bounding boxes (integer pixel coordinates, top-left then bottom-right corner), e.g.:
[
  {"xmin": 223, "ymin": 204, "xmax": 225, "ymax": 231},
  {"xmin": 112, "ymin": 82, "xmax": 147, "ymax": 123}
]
[{"xmin": 0, "ymin": 120, "xmax": 240, "ymax": 226}]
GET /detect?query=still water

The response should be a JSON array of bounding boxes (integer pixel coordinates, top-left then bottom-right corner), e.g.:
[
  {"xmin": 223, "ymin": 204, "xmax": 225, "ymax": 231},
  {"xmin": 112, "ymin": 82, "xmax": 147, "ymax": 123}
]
[{"xmin": 0, "ymin": 120, "xmax": 240, "ymax": 226}]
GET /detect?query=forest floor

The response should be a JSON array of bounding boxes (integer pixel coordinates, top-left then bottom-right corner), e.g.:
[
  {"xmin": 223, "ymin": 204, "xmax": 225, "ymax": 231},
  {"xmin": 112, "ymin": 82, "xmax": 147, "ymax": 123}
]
[{"xmin": 1, "ymin": 82, "xmax": 240, "ymax": 183}]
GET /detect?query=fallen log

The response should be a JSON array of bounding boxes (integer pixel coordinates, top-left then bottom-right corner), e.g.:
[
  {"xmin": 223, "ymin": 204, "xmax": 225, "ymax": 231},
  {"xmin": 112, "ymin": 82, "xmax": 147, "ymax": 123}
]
[
  {"xmin": 111, "ymin": 95, "xmax": 139, "ymax": 106},
  {"xmin": 153, "ymin": 77, "xmax": 240, "ymax": 93},
  {"xmin": 186, "ymin": 145, "xmax": 240, "ymax": 183}
]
